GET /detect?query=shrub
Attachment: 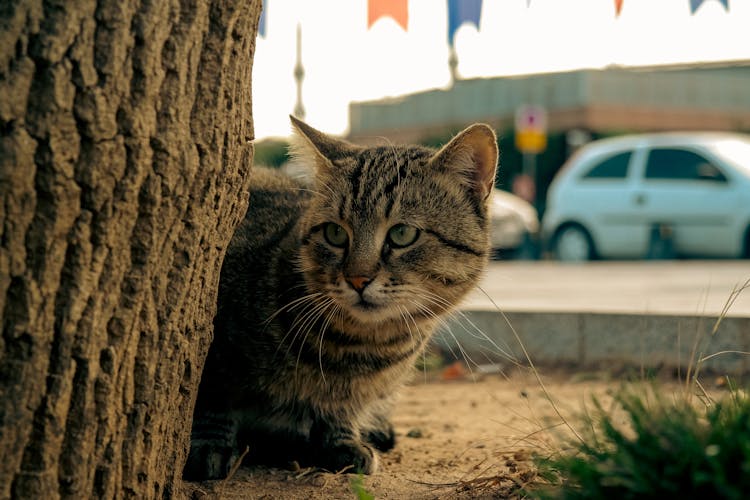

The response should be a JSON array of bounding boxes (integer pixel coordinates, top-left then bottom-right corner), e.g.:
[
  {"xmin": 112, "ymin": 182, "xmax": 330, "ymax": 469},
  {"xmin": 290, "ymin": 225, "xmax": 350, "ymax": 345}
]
[{"xmin": 534, "ymin": 386, "xmax": 750, "ymax": 499}]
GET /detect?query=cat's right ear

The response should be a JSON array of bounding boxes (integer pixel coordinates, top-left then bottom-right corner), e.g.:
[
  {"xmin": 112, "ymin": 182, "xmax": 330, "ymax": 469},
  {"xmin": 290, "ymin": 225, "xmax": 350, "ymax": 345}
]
[
  {"xmin": 289, "ymin": 115, "xmax": 361, "ymax": 174},
  {"xmin": 429, "ymin": 123, "xmax": 498, "ymax": 201}
]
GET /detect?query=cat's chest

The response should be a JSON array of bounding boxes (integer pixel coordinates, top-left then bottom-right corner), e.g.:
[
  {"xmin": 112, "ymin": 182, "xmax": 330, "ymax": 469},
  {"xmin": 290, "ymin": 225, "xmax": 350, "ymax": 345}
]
[{"xmin": 287, "ymin": 360, "xmax": 408, "ymax": 412}]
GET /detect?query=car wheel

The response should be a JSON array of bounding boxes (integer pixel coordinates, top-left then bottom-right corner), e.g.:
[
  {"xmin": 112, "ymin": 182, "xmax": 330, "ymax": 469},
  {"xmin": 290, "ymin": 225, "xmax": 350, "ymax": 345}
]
[{"xmin": 554, "ymin": 225, "xmax": 595, "ymax": 261}]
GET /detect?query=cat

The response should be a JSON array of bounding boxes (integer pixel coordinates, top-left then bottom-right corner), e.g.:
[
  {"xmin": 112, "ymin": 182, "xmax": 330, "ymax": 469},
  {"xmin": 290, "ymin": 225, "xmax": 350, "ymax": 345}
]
[{"xmin": 183, "ymin": 116, "xmax": 498, "ymax": 480}]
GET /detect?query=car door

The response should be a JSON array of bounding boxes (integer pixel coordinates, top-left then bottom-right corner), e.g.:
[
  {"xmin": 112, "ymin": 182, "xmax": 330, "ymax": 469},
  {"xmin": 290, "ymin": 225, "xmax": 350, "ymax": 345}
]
[
  {"xmin": 571, "ymin": 147, "xmax": 649, "ymax": 257},
  {"xmin": 637, "ymin": 146, "xmax": 740, "ymax": 257}
]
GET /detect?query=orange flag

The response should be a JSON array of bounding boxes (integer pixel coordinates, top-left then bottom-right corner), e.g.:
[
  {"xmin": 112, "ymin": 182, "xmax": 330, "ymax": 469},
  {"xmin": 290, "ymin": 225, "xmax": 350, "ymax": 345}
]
[
  {"xmin": 614, "ymin": 0, "xmax": 624, "ymax": 16},
  {"xmin": 368, "ymin": 0, "xmax": 408, "ymax": 30}
]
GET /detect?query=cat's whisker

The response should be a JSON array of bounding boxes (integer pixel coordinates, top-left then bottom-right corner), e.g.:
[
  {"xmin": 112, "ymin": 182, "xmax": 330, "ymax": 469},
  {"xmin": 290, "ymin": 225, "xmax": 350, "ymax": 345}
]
[
  {"xmin": 407, "ymin": 301, "xmax": 444, "ymax": 346},
  {"xmin": 383, "ymin": 137, "xmax": 403, "ymax": 189},
  {"xmin": 287, "ymin": 296, "xmax": 333, "ymax": 350},
  {"xmin": 265, "ymin": 291, "xmax": 326, "ymax": 327},
  {"xmin": 415, "ymin": 290, "xmax": 522, "ymax": 368},
  {"xmin": 400, "ymin": 304, "xmax": 427, "ymax": 353},
  {"xmin": 421, "ymin": 291, "xmax": 517, "ymax": 356},
  {"xmin": 435, "ymin": 331, "xmax": 464, "ymax": 366},
  {"xmin": 314, "ymin": 301, "xmax": 342, "ymax": 385},
  {"xmin": 302, "ymin": 178, "xmax": 338, "ymax": 208},
  {"xmin": 276, "ymin": 294, "xmax": 324, "ymax": 334},
  {"xmin": 292, "ymin": 253, "xmax": 323, "ymax": 275},
  {"xmin": 397, "ymin": 305, "xmax": 416, "ymax": 346},
  {"xmin": 408, "ymin": 299, "xmax": 480, "ymax": 378},
  {"xmin": 292, "ymin": 186, "xmax": 327, "ymax": 198},
  {"xmin": 293, "ymin": 297, "xmax": 337, "ymax": 379},
  {"xmin": 316, "ymin": 178, "xmax": 338, "ymax": 199},
  {"xmin": 281, "ymin": 295, "xmax": 333, "ymax": 359},
  {"xmin": 398, "ymin": 304, "xmax": 432, "ymax": 382},
  {"xmin": 272, "ymin": 292, "xmax": 324, "ymax": 318},
  {"xmin": 273, "ymin": 297, "xmax": 325, "ymax": 358},
  {"xmin": 410, "ymin": 293, "xmax": 456, "ymax": 320},
  {"xmin": 450, "ymin": 309, "xmax": 521, "ymax": 366}
]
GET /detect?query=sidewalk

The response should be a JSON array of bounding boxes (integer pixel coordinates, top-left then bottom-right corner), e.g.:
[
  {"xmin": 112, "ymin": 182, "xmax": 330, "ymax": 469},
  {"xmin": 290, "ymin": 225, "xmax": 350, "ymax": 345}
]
[
  {"xmin": 439, "ymin": 261, "xmax": 750, "ymax": 375},
  {"xmin": 465, "ymin": 260, "xmax": 750, "ymax": 317}
]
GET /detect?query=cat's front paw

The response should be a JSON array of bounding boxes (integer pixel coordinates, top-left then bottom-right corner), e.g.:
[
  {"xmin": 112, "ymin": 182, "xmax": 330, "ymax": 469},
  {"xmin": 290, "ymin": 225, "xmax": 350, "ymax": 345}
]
[
  {"xmin": 364, "ymin": 416, "xmax": 396, "ymax": 452},
  {"xmin": 183, "ymin": 443, "xmax": 238, "ymax": 481},
  {"xmin": 320, "ymin": 438, "xmax": 379, "ymax": 474}
]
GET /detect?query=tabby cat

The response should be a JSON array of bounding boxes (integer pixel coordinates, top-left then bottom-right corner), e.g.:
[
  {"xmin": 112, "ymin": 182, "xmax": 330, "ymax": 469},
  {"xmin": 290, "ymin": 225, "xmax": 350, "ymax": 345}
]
[{"xmin": 183, "ymin": 116, "xmax": 498, "ymax": 480}]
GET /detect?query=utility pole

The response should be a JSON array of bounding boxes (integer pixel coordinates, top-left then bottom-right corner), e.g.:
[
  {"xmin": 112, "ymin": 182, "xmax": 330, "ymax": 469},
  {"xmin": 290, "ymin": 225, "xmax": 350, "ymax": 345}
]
[
  {"xmin": 293, "ymin": 23, "xmax": 305, "ymax": 120},
  {"xmin": 448, "ymin": 46, "xmax": 459, "ymax": 85}
]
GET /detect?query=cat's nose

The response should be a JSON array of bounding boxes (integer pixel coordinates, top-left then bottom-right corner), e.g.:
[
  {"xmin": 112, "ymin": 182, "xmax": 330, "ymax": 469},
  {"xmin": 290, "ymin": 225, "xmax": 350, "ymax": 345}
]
[{"xmin": 345, "ymin": 276, "xmax": 372, "ymax": 293}]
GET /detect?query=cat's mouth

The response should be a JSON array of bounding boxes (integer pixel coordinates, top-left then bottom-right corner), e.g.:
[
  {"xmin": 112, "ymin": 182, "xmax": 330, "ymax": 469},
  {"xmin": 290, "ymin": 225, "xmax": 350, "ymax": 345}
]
[
  {"xmin": 347, "ymin": 298, "xmax": 392, "ymax": 325},
  {"xmin": 333, "ymin": 285, "xmax": 399, "ymax": 322},
  {"xmin": 344, "ymin": 297, "xmax": 398, "ymax": 323},
  {"xmin": 352, "ymin": 298, "xmax": 380, "ymax": 311}
]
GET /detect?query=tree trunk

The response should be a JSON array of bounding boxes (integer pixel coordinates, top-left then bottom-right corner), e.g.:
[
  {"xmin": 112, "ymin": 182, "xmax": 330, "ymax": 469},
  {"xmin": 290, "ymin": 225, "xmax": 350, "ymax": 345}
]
[{"xmin": 0, "ymin": 0, "xmax": 260, "ymax": 497}]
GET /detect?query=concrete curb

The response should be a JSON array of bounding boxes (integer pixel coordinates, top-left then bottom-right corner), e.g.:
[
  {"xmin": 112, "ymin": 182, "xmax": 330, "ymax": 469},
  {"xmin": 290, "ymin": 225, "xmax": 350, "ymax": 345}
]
[{"xmin": 436, "ymin": 310, "xmax": 750, "ymax": 375}]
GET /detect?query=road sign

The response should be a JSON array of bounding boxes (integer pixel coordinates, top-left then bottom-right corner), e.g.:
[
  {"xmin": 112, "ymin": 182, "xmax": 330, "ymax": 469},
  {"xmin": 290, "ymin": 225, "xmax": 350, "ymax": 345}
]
[{"xmin": 515, "ymin": 105, "xmax": 547, "ymax": 154}]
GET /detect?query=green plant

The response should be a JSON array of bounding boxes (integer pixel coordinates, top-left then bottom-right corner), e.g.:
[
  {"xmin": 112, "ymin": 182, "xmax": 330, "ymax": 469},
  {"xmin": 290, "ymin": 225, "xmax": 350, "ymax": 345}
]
[
  {"xmin": 254, "ymin": 138, "xmax": 290, "ymax": 167},
  {"xmin": 534, "ymin": 386, "xmax": 750, "ymax": 499},
  {"xmin": 350, "ymin": 473, "xmax": 374, "ymax": 500}
]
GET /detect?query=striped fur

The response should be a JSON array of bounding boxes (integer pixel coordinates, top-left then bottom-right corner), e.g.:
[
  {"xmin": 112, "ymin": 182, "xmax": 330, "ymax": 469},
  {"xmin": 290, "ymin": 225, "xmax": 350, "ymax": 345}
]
[{"xmin": 184, "ymin": 118, "xmax": 498, "ymax": 480}]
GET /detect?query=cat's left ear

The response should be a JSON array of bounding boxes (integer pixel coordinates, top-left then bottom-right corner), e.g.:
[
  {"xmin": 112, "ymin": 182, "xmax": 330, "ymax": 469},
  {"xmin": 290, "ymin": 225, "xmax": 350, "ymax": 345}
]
[
  {"xmin": 289, "ymin": 115, "xmax": 362, "ymax": 173},
  {"xmin": 429, "ymin": 123, "xmax": 498, "ymax": 200}
]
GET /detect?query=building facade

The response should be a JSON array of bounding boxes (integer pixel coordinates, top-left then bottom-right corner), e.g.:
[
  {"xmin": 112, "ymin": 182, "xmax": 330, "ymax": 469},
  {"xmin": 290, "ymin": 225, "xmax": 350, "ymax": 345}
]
[{"xmin": 348, "ymin": 60, "xmax": 750, "ymax": 144}]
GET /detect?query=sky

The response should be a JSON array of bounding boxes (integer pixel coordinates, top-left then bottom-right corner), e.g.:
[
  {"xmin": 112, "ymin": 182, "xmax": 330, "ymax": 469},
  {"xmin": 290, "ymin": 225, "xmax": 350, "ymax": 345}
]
[{"xmin": 252, "ymin": 0, "xmax": 750, "ymax": 140}]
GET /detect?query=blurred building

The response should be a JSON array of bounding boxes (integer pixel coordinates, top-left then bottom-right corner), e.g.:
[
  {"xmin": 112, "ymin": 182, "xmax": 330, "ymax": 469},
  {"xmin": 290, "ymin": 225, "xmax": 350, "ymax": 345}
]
[{"xmin": 348, "ymin": 60, "xmax": 750, "ymax": 144}]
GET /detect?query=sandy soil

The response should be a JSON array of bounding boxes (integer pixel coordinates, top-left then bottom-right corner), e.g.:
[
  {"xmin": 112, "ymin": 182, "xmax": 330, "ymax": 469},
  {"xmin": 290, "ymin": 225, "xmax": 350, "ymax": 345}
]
[{"xmin": 181, "ymin": 367, "xmax": 651, "ymax": 499}]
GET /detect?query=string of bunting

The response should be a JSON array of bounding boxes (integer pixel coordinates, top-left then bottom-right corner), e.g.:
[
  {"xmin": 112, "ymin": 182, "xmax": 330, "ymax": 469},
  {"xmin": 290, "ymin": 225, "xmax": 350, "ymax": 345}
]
[{"xmin": 258, "ymin": 0, "xmax": 732, "ymax": 39}]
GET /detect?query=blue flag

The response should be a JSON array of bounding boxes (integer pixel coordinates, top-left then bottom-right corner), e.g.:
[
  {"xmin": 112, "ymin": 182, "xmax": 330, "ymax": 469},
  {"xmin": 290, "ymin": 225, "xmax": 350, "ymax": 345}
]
[
  {"xmin": 259, "ymin": 0, "xmax": 267, "ymax": 37},
  {"xmin": 447, "ymin": 0, "xmax": 483, "ymax": 46},
  {"xmin": 690, "ymin": 0, "xmax": 729, "ymax": 14}
]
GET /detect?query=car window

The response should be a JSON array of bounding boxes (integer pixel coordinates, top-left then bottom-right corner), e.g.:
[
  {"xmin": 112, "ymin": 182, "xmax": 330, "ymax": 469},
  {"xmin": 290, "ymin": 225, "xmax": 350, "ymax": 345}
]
[
  {"xmin": 644, "ymin": 148, "xmax": 727, "ymax": 182},
  {"xmin": 709, "ymin": 138, "xmax": 750, "ymax": 176},
  {"xmin": 581, "ymin": 151, "xmax": 631, "ymax": 179}
]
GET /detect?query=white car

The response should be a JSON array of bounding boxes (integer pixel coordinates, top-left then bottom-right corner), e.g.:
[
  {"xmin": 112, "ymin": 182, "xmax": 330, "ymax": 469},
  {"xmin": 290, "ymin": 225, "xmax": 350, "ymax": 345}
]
[
  {"xmin": 490, "ymin": 189, "xmax": 539, "ymax": 259},
  {"xmin": 542, "ymin": 132, "xmax": 750, "ymax": 261}
]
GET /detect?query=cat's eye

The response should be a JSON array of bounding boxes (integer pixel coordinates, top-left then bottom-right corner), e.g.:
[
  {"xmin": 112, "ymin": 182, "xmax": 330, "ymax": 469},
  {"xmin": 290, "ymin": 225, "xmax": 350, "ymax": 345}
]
[
  {"xmin": 323, "ymin": 223, "xmax": 349, "ymax": 248},
  {"xmin": 387, "ymin": 224, "xmax": 420, "ymax": 248}
]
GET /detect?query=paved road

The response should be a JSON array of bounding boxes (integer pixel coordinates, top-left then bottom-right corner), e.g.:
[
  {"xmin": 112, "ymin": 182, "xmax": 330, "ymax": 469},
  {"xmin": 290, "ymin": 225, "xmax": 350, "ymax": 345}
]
[{"xmin": 463, "ymin": 260, "xmax": 750, "ymax": 317}]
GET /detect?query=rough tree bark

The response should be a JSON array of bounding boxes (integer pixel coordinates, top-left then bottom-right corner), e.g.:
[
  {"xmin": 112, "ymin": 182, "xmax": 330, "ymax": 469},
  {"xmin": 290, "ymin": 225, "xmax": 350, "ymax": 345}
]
[{"xmin": 0, "ymin": 0, "xmax": 260, "ymax": 497}]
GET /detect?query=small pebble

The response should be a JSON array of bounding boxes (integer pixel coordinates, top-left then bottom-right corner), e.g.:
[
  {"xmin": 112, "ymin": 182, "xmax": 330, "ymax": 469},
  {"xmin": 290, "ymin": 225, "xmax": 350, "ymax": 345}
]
[
  {"xmin": 311, "ymin": 475, "xmax": 327, "ymax": 487},
  {"xmin": 406, "ymin": 428, "xmax": 423, "ymax": 438}
]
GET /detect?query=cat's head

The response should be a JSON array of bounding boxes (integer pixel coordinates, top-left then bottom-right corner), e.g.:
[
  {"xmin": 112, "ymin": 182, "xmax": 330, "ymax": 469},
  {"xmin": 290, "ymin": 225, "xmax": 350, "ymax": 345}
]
[{"xmin": 291, "ymin": 116, "xmax": 497, "ymax": 326}]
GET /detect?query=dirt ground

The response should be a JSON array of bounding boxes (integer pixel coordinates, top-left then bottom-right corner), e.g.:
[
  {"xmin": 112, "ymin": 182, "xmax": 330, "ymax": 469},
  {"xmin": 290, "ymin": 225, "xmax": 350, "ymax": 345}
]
[{"xmin": 182, "ymin": 366, "xmax": 672, "ymax": 499}]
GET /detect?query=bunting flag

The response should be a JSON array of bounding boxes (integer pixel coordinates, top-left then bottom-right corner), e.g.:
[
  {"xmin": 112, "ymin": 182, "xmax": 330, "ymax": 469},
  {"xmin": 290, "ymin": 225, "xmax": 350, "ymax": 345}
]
[
  {"xmin": 368, "ymin": 0, "xmax": 409, "ymax": 30},
  {"xmin": 447, "ymin": 0, "xmax": 483, "ymax": 45},
  {"xmin": 690, "ymin": 0, "xmax": 729, "ymax": 14},
  {"xmin": 258, "ymin": 0, "xmax": 267, "ymax": 37},
  {"xmin": 614, "ymin": 0, "xmax": 624, "ymax": 17}
]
